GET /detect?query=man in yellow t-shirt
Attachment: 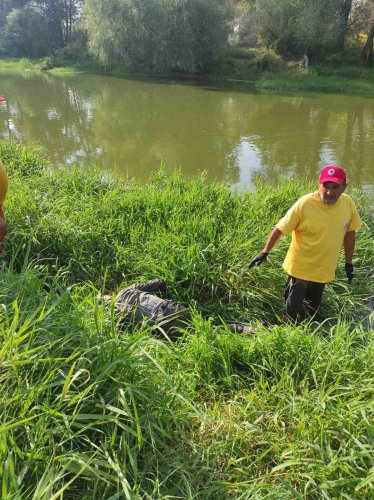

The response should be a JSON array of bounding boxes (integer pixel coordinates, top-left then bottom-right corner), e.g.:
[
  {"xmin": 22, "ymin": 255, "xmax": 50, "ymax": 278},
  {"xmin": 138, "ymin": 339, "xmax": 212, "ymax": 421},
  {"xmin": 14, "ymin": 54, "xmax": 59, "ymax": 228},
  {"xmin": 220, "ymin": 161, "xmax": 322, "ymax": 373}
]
[
  {"xmin": 0, "ymin": 161, "xmax": 8, "ymax": 253},
  {"xmin": 249, "ymin": 166, "xmax": 362, "ymax": 322}
]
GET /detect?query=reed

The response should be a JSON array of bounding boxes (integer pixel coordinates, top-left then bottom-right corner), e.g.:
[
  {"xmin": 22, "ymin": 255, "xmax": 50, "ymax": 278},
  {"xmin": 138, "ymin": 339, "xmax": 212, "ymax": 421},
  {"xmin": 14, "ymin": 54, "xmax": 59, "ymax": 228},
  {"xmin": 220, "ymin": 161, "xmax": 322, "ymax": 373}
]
[{"xmin": 0, "ymin": 141, "xmax": 373, "ymax": 498}]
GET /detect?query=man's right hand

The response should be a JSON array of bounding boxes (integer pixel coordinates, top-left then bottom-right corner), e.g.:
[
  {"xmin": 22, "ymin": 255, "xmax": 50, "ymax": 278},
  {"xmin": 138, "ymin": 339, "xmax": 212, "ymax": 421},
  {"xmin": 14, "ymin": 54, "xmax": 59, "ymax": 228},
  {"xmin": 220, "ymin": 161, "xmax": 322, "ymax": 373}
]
[
  {"xmin": 345, "ymin": 263, "xmax": 354, "ymax": 284},
  {"xmin": 248, "ymin": 252, "xmax": 268, "ymax": 269}
]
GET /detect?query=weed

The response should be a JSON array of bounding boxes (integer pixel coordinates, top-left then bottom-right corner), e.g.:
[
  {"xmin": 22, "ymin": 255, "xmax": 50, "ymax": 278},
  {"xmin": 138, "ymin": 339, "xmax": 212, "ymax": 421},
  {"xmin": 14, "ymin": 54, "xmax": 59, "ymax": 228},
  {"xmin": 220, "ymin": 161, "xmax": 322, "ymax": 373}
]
[{"xmin": 0, "ymin": 141, "xmax": 373, "ymax": 497}]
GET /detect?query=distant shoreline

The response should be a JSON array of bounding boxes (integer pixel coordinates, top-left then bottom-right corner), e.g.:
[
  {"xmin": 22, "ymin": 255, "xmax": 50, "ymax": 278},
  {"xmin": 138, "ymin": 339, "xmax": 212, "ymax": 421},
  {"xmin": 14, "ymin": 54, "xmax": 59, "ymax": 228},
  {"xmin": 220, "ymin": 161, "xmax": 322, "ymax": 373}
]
[{"xmin": 1, "ymin": 56, "xmax": 374, "ymax": 96}]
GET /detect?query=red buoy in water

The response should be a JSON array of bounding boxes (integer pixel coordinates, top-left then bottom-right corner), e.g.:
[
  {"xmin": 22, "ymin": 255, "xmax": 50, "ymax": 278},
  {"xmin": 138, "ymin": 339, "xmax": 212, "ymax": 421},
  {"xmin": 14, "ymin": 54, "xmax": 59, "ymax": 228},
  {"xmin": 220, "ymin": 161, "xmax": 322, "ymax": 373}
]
[{"xmin": 0, "ymin": 97, "xmax": 5, "ymax": 102}]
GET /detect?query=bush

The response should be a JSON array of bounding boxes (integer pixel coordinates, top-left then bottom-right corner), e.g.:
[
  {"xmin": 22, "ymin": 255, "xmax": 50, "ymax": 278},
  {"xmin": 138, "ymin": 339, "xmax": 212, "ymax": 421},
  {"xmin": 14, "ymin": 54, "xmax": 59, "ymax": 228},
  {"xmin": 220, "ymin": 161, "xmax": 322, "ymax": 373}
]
[
  {"xmin": 221, "ymin": 47, "xmax": 257, "ymax": 61},
  {"xmin": 39, "ymin": 56, "xmax": 54, "ymax": 70},
  {"xmin": 213, "ymin": 47, "xmax": 285, "ymax": 77},
  {"xmin": 17, "ymin": 58, "xmax": 35, "ymax": 70},
  {"xmin": 52, "ymin": 29, "xmax": 90, "ymax": 66},
  {"xmin": 252, "ymin": 47, "xmax": 284, "ymax": 71}
]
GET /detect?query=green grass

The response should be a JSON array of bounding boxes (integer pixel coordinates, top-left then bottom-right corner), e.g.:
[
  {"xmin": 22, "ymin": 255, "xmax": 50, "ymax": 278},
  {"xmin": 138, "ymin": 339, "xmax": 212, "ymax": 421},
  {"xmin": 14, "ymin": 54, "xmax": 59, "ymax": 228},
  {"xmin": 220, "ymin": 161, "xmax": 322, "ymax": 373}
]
[
  {"xmin": 0, "ymin": 141, "xmax": 373, "ymax": 497},
  {"xmin": 0, "ymin": 57, "xmax": 41, "ymax": 72},
  {"xmin": 0, "ymin": 56, "xmax": 108, "ymax": 76},
  {"xmin": 222, "ymin": 68, "xmax": 374, "ymax": 95},
  {"xmin": 255, "ymin": 72, "xmax": 374, "ymax": 94}
]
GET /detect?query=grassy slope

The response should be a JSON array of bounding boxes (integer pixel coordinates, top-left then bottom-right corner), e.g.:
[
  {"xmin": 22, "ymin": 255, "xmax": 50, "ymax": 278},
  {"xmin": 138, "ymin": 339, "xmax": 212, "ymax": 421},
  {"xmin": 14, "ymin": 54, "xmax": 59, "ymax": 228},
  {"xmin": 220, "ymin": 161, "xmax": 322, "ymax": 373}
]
[{"xmin": 0, "ymin": 141, "xmax": 373, "ymax": 498}]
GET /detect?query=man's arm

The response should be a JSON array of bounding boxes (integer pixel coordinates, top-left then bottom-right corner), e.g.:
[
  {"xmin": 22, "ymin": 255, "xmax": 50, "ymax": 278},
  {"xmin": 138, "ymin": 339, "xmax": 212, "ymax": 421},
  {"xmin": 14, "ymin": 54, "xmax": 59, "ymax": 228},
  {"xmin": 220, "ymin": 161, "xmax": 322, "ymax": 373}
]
[
  {"xmin": 344, "ymin": 230, "xmax": 356, "ymax": 283},
  {"xmin": 263, "ymin": 227, "xmax": 283, "ymax": 253},
  {"xmin": 344, "ymin": 230, "xmax": 356, "ymax": 263},
  {"xmin": 249, "ymin": 227, "xmax": 283, "ymax": 268}
]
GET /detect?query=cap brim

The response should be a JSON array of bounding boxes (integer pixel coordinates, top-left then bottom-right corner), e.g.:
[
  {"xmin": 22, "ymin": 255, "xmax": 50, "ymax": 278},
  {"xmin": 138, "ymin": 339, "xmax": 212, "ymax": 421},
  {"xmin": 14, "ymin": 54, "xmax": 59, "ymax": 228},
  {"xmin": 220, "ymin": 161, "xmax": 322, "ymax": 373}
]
[{"xmin": 319, "ymin": 176, "xmax": 345, "ymax": 184}]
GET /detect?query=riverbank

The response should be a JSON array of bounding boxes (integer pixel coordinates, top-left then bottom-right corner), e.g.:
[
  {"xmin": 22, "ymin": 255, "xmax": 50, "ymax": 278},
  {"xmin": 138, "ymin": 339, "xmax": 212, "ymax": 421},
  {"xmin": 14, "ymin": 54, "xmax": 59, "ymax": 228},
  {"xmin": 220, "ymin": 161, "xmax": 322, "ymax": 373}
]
[
  {"xmin": 215, "ymin": 47, "xmax": 374, "ymax": 94},
  {"xmin": 0, "ymin": 140, "xmax": 373, "ymax": 497},
  {"xmin": 229, "ymin": 68, "xmax": 374, "ymax": 94},
  {"xmin": 2, "ymin": 56, "xmax": 374, "ymax": 95}
]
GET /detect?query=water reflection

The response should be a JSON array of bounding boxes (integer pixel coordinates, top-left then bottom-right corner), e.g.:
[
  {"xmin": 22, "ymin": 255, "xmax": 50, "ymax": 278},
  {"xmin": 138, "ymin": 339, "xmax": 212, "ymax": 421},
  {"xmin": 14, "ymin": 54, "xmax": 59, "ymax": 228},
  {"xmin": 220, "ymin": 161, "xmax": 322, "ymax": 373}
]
[{"xmin": 0, "ymin": 71, "xmax": 373, "ymax": 190}]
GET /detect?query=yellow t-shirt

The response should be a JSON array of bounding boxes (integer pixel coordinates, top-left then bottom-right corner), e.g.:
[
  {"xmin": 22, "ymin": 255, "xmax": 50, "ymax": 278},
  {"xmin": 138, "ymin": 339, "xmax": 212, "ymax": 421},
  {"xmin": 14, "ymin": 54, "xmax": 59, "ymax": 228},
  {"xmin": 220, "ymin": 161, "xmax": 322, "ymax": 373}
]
[
  {"xmin": 276, "ymin": 192, "xmax": 362, "ymax": 283},
  {"xmin": 0, "ymin": 162, "xmax": 8, "ymax": 205}
]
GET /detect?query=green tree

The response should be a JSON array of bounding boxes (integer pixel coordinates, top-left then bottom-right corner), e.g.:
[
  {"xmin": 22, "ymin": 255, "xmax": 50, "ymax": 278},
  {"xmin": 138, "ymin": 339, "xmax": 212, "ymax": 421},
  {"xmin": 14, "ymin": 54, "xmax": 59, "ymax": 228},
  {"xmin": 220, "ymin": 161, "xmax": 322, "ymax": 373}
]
[
  {"xmin": 351, "ymin": 0, "xmax": 374, "ymax": 63},
  {"xmin": 362, "ymin": 4, "xmax": 374, "ymax": 64},
  {"xmin": 255, "ymin": 0, "xmax": 354, "ymax": 60},
  {"xmin": 0, "ymin": 0, "xmax": 28, "ymax": 27},
  {"xmin": 256, "ymin": 0, "xmax": 299, "ymax": 54},
  {"xmin": 231, "ymin": 0, "xmax": 257, "ymax": 47},
  {"xmin": 85, "ymin": 0, "xmax": 232, "ymax": 73},
  {"xmin": 33, "ymin": 0, "xmax": 83, "ymax": 45},
  {"xmin": 62, "ymin": 0, "xmax": 83, "ymax": 43},
  {"xmin": 294, "ymin": 0, "xmax": 353, "ymax": 59},
  {"xmin": 0, "ymin": 0, "xmax": 83, "ymax": 56},
  {"xmin": 1, "ymin": 6, "xmax": 57, "ymax": 57}
]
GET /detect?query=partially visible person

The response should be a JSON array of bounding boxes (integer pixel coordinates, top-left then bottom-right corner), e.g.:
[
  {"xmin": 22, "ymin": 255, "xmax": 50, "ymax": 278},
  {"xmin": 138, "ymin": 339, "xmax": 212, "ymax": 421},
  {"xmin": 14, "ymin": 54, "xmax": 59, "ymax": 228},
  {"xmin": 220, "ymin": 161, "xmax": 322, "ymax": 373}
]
[
  {"xmin": 249, "ymin": 166, "xmax": 362, "ymax": 323},
  {"xmin": 0, "ymin": 161, "xmax": 8, "ymax": 253},
  {"xmin": 105, "ymin": 279, "xmax": 253, "ymax": 339},
  {"xmin": 112, "ymin": 279, "xmax": 191, "ymax": 339}
]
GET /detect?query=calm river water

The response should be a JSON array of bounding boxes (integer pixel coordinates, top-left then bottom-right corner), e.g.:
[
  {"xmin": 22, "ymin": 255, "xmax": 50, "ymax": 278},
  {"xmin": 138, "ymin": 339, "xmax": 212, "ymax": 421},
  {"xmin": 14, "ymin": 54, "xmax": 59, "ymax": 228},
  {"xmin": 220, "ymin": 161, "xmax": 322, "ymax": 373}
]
[{"xmin": 1, "ymin": 71, "xmax": 374, "ymax": 191}]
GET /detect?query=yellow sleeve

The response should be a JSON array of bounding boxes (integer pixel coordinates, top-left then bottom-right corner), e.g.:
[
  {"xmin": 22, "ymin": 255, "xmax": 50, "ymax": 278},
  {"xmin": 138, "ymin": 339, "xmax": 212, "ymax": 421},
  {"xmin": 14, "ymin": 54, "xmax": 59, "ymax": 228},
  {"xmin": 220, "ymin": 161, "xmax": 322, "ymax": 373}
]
[
  {"xmin": 0, "ymin": 162, "xmax": 8, "ymax": 204},
  {"xmin": 276, "ymin": 199, "xmax": 303, "ymax": 235}
]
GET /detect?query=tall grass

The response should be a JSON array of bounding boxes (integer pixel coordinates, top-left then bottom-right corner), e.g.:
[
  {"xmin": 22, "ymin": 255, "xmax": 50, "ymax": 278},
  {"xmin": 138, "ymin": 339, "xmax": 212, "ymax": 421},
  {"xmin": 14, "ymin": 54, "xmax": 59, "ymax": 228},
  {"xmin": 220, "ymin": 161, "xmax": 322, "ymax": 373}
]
[
  {"xmin": 0, "ymin": 141, "xmax": 373, "ymax": 497},
  {"xmin": 2, "ymin": 142, "xmax": 372, "ymax": 324}
]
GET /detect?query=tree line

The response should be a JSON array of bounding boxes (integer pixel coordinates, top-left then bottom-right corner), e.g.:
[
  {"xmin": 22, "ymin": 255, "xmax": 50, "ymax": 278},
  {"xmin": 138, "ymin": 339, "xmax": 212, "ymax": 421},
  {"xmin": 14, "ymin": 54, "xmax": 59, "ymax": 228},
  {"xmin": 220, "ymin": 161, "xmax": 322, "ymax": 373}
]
[{"xmin": 0, "ymin": 0, "xmax": 373, "ymax": 73}]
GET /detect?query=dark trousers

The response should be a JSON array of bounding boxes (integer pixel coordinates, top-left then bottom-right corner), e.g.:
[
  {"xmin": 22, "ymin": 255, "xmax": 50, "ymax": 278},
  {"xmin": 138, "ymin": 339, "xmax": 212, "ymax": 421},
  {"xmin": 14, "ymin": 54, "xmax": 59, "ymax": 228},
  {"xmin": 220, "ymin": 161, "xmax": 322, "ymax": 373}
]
[{"xmin": 284, "ymin": 276, "xmax": 325, "ymax": 321}]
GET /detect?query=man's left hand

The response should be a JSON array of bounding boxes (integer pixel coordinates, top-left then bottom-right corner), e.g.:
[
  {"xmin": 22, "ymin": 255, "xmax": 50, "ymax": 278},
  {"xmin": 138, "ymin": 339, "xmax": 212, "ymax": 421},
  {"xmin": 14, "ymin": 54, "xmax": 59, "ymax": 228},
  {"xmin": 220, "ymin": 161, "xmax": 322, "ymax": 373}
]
[{"xmin": 345, "ymin": 263, "xmax": 354, "ymax": 284}]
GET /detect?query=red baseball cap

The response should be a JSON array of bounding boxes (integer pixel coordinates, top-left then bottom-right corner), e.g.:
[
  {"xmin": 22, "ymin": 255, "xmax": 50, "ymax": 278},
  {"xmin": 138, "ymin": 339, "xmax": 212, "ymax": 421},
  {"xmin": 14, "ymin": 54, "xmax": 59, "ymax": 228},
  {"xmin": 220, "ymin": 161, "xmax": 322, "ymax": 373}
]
[
  {"xmin": 319, "ymin": 166, "xmax": 346, "ymax": 184},
  {"xmin": 0, "ymin": 97, "xmax": 6, "ymax": 103}
]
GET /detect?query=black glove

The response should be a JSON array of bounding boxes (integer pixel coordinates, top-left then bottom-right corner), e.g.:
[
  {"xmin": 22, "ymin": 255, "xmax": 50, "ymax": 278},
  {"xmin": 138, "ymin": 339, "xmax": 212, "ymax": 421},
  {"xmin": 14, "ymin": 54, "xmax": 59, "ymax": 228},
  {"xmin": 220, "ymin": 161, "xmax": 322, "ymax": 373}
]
[
  {"xmin": 345, "ymin": 263, "xmax": 354, "ymax": 284},
  {"xmin": 249, "ymin": 252, "xmax": 268, "ymax": 269}
]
